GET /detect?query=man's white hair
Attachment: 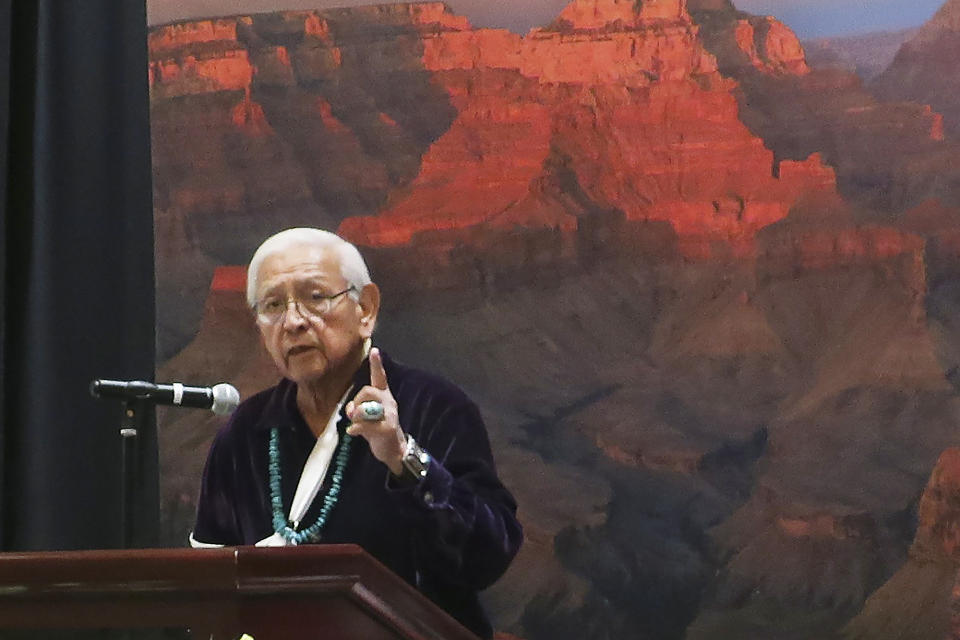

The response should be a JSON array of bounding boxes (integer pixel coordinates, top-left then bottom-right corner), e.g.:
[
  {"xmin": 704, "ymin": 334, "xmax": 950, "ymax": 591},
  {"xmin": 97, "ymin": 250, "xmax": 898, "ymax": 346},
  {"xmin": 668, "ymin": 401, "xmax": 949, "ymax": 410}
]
[{"xmin": 246, "ymin": 228, "xmax": 372, "ymax": 307}]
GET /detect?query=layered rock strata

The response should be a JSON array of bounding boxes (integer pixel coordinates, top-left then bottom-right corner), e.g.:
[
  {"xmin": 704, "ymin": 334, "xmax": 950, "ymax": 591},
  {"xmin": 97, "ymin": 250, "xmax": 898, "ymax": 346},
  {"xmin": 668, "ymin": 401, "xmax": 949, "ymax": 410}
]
[{"xmin": 150, "ymin": 0, "xmax": 838, "ymax": 266}]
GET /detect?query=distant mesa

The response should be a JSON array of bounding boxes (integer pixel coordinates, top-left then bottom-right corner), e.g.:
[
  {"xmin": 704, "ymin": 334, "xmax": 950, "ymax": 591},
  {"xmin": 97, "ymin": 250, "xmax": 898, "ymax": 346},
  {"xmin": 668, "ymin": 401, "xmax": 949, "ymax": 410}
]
[
  {"xmin": 871, "ymin": 0, "xmax": 960, "ymax": 134},
  {"xmin": 802, "ymin": 28, "xmax": 919, "ymax": 81}
]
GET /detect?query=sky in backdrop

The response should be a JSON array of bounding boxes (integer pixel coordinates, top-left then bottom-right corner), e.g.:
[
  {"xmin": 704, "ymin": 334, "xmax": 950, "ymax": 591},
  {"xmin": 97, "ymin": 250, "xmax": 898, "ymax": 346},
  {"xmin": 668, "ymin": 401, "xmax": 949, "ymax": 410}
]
[{"xmin": 148, "ymin": 0, "xmax": 946, "ymax": 38}]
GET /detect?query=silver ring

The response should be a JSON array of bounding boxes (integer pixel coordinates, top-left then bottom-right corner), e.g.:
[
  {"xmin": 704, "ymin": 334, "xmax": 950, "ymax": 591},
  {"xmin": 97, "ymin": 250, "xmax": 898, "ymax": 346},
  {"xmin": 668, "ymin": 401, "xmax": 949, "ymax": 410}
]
[{"xmin": 358, "ymin": 401, "xmax": 385, "ymax": 421}]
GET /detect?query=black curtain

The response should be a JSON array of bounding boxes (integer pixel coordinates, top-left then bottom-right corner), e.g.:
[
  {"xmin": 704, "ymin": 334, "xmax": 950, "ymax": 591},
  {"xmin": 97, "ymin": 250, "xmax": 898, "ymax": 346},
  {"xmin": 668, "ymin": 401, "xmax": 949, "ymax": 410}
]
[{"xmin": 0, "ymin": 0, "xmax": 157, "ymax": 550}]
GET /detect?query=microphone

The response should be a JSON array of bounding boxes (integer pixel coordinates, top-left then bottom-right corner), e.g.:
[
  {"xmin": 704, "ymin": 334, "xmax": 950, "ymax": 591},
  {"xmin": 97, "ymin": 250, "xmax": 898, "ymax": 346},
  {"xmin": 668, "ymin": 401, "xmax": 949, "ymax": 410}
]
[{"xmin": 90, "ymin": 379, "xmax": 240, "ymax": 415}]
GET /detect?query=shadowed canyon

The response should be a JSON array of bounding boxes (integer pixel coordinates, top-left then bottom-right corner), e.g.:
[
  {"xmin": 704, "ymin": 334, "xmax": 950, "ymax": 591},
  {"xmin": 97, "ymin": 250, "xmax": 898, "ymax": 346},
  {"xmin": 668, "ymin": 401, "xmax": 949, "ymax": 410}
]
[{"xmin": 150, "ymin": 0, "xmax": 960, "ymax": 637}]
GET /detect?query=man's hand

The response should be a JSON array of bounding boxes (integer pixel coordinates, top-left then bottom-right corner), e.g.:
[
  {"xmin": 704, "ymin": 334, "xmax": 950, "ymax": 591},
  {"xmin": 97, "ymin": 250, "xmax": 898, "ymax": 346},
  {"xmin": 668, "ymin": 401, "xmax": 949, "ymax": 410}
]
[{"xmin": 346, "ymin": 347, "xmax": 407, "ymax": 475}]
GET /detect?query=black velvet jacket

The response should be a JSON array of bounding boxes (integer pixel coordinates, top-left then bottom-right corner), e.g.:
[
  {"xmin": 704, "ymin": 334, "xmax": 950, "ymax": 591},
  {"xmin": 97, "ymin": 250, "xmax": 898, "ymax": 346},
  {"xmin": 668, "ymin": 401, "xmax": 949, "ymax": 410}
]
[{"xmin": 193, "ymin": 351, "xmax": 523, "ymax": 639}]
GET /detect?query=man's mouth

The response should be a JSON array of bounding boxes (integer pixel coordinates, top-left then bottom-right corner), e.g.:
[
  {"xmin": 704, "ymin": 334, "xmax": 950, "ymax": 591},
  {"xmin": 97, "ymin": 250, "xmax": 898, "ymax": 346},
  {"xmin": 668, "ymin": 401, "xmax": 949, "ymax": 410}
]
[{"xmin": 286, "ymin": 345, "xmax": 316, "ymax": 357}]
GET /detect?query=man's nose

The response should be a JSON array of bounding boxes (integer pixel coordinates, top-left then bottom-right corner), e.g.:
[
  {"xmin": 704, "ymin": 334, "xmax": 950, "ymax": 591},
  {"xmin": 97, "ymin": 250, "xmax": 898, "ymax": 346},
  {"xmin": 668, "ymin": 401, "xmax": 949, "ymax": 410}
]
[{"xmin": 281, "ymin": 300, "xmax": 310, "ymax": 329}]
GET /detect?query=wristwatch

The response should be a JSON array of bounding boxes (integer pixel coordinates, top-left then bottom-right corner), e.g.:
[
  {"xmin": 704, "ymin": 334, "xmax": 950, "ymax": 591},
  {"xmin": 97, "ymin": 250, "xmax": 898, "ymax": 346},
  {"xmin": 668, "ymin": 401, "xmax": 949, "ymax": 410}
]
[{"xmin": 401, "ymin": 434, "xmax": 431, "ymax": 481}]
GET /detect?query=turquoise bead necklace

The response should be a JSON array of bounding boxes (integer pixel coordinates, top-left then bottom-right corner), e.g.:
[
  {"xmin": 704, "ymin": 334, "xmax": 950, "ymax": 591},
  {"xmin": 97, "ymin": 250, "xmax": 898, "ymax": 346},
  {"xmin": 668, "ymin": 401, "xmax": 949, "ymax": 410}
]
[{"xmin": 269, "ymin": 426, "xmax": 353, "ymax": 545}]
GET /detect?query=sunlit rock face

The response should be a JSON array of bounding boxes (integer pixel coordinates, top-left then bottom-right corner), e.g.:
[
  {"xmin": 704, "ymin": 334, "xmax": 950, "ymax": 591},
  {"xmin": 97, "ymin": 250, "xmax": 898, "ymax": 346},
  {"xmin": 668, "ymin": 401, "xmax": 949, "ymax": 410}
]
[
  {"xmin": 686, "ymin": 0, "xmax": 807, "ymax": 75},
  {"xmin": 150, "ymin": 0, "xmax": 840, "ymax": 268},
  {"xmin": 326, "ymin": 0, "xmax": 834, "ymax": 255}
]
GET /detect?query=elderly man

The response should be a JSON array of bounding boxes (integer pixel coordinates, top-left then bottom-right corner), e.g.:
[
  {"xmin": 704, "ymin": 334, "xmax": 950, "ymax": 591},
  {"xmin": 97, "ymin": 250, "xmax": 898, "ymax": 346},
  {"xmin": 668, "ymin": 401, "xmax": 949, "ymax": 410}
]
[{"xmin": 191, "ymin": 228, "xmax": 522, "ymax": 638}]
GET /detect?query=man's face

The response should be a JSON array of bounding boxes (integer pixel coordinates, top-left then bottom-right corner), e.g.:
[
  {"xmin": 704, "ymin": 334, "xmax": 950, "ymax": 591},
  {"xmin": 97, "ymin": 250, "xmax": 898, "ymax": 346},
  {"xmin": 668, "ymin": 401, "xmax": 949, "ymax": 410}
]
[{"xmin": 253, "ymin": 243, "xmax": 377, "ymax": 387}]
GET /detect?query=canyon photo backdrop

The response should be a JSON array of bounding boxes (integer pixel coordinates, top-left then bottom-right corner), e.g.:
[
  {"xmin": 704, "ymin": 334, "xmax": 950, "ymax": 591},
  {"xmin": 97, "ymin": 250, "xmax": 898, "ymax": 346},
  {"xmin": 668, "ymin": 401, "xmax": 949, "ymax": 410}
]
[{"xmin": 149, "ymin": 0, "xmax": 960, "ymax": 637}]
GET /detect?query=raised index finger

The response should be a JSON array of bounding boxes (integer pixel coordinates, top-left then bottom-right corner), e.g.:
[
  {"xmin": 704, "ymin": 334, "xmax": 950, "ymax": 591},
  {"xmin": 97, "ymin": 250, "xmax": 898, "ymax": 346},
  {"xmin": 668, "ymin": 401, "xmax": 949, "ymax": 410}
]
[{"xmin": 369, "ymin": 347, "xmax": 389, "ymax": 390}]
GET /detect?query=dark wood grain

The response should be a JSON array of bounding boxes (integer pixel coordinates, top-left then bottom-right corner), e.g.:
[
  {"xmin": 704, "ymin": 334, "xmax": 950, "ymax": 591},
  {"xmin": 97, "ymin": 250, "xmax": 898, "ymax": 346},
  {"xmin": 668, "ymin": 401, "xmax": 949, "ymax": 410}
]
[{"xmin": 0, "ymin": 545, "xmax": 478, "ymax": 640}]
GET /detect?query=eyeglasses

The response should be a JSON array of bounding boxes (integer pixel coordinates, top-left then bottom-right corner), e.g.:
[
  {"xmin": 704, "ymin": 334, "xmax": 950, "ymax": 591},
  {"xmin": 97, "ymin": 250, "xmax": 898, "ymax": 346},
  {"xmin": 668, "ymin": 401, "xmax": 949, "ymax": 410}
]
[{"xmin": 254, "ymin": 286, "xmax": 356, "ymax": 324}]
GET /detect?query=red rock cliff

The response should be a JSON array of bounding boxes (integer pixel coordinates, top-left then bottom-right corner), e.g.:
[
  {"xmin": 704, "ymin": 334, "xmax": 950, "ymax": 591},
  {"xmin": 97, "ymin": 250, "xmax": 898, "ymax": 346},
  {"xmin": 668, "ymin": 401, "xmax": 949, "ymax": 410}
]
[
  {"xmin": 150, "ymin": 0, "xmax": 843, "ymax": 261},
  {"xmin": 689, "ymin": 3, "xmax": 809, "ymax": 76},
  {"xmin": 329, "ymin": 0, "xmax": 837, "ymax": 254}
]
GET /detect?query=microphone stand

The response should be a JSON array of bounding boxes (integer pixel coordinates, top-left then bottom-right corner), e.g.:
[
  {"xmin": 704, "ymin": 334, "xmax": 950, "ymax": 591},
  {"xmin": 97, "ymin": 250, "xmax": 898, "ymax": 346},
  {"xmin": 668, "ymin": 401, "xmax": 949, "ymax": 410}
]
[
  {"xmin": 119, "ymin": 399, "xmax": 145, "ymax": 549},
  {"xmin": 93, "ymin": 377, "xmax": 228, "ymax": 549}
]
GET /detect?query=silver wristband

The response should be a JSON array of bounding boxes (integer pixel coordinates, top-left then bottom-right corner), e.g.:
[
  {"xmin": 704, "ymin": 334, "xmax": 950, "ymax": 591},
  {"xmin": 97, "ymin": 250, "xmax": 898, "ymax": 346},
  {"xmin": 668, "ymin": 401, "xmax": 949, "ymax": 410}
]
[{"xmin": 401, "ymin": 434, "xmax": 431, "ymax": 481}]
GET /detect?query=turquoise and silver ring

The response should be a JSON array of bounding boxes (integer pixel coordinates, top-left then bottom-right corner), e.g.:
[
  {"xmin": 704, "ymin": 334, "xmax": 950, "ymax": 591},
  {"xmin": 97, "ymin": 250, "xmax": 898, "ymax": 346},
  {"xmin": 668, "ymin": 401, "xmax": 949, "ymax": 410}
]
[{"xmin": 358, "ymin": 400, "xmax": 385, "ymax": 421}]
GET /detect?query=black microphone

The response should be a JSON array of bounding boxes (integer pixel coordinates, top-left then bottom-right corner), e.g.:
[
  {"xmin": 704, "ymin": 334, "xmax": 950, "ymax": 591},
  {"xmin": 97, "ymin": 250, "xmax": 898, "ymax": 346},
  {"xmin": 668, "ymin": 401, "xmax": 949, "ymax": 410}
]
[{"xmin": 90, "ymin": 379, "xmax": 240, "ymax": 415}]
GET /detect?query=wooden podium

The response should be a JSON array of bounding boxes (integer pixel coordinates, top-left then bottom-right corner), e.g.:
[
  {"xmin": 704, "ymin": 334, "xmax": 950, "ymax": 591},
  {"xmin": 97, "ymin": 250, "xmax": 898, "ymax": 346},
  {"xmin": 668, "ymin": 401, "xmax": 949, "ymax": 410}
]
[{"xmin": 0, "ymin": 544, "xmax": 479, "ymax": 640}]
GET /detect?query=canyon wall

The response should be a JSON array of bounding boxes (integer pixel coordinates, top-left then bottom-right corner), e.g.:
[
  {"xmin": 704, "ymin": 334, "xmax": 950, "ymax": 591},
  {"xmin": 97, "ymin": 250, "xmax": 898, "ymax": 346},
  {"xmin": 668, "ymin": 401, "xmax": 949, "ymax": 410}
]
[
  {"xmin": 150, "ymin": 0, "xmax": 838, "ymax": 272},
  {"xmin": 151, "ymin": 2, "xmax": 960, "ymax": 639}
]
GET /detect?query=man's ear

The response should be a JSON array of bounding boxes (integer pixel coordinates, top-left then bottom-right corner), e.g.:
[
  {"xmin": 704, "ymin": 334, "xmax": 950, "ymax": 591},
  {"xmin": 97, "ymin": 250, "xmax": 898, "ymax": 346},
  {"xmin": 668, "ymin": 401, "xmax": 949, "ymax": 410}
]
[{"xmin": 358, "ymin": 283, "xmax": 381, "ymax": 338}]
